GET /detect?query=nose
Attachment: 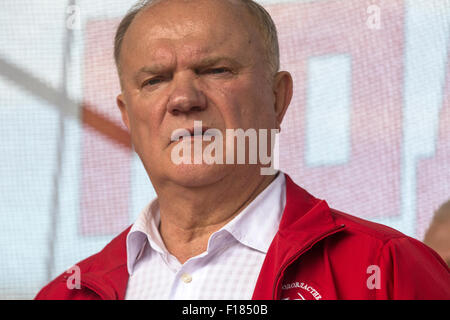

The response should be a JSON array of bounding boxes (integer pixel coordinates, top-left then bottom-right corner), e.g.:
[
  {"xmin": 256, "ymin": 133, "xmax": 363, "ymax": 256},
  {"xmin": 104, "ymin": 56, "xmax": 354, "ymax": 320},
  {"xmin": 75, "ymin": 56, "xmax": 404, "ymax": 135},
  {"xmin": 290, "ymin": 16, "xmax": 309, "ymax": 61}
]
[{"xmin": 167, "ymin": 72, "xmax": 207, "ymax": 116}]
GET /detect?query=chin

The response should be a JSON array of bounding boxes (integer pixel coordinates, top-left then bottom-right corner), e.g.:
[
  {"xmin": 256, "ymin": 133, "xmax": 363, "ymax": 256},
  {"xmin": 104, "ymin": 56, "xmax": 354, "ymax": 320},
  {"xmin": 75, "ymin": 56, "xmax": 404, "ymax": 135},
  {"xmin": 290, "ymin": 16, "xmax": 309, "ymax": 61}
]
[{"xmin": 167, "ymin": 163, "xmax": 231, "ymax": 188}]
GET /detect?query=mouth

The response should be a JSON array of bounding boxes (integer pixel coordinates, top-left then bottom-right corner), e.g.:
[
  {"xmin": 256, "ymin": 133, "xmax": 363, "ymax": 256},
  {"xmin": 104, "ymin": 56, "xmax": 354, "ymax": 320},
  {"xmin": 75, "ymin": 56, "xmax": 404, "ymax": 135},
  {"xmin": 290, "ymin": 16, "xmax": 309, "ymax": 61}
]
[{"xmin": 169, "ymin": 126, "xmax": 213, "ymax": 145}]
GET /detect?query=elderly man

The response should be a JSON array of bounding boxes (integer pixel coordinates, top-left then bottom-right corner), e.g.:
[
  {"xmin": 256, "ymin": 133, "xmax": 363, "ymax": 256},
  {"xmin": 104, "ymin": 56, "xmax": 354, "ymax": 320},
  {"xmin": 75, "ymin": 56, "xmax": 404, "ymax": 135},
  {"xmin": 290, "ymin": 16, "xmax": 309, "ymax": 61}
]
[{"xmin": 36, "ymin": 0, "xmax": 449, "ymax": 300}]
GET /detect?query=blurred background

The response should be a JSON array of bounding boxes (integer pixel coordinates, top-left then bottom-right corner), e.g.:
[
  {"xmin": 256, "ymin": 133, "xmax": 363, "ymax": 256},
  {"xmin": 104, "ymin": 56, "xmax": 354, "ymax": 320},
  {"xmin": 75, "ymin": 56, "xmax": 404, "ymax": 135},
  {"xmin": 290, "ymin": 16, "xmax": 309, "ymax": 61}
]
[{"xmin": 0, "ymin": 0, "xmax": 449, "ymax": 299}]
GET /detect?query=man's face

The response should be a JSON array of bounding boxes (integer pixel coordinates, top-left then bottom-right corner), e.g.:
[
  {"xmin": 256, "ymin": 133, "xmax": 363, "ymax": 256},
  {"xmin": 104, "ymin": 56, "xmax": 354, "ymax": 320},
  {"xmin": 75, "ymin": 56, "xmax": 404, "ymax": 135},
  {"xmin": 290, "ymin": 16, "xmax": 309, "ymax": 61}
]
[{"xmin": 117, "ymin": 0, "xmax": 287, "ymax": 188}]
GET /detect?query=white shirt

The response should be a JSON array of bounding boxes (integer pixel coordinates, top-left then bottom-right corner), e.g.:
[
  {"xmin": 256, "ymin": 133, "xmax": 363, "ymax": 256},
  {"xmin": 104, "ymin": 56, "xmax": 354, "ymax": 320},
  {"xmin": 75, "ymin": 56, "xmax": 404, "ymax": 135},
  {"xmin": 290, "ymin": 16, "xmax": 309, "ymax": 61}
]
[{"xmin": 125, "ymin": 173, "xmax": 286, "ymax": 300}]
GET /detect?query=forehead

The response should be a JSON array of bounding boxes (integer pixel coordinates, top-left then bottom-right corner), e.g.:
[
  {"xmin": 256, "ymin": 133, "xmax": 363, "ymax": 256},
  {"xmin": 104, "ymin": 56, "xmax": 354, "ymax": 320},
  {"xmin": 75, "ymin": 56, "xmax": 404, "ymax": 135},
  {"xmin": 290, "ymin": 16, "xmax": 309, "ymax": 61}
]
[
  {"xmin": 134, "ymin": 0, "xmax": 252, "ymax": 35},
  {"xmin": 120, "ymin": 0, "xmax": 263, "ymax": 66}
]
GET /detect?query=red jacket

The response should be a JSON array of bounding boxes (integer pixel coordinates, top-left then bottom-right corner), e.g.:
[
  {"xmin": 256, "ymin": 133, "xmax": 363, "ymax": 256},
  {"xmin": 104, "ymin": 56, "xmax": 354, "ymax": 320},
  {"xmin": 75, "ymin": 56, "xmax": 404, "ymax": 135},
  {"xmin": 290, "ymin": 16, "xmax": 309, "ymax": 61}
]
[{"xmin": 35, "ymin": 175, "xmax": 450, "ymax": 300}]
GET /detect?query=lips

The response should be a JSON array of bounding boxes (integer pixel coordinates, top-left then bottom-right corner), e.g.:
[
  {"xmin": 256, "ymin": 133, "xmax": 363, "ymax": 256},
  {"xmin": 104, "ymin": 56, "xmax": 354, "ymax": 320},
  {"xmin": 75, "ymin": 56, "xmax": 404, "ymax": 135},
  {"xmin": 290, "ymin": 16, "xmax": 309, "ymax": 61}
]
[{"xmin": 169, "ymin": 125, "xmax": 213, "ymax": 144}]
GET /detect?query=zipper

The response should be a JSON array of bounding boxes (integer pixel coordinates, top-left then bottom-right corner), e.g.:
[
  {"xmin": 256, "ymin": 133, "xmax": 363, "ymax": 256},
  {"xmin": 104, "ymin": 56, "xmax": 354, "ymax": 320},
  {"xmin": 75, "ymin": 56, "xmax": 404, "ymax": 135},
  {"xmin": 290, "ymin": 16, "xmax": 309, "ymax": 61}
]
[{"xmin": 272, "ymin": 224, "xmax": 346, "ymax": 299}]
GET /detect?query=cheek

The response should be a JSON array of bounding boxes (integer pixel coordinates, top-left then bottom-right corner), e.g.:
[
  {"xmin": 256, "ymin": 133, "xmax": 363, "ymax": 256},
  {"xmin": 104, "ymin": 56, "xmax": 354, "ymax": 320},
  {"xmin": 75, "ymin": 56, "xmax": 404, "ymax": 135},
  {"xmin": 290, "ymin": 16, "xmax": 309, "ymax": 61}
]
[
  {"xmin": 127, "ymin": 91, "xmax": 166, "ymax": 130},
  {"xmin": 218, "ymin": 80, "xmax": 275, "ymax": 129},
  {"xmin": 128, "ymin": 108, "xmax": 152, "ymax": 138},
  {"xmin": 126, "ymin": 101, "xmax": 163, "ymax": 152}
]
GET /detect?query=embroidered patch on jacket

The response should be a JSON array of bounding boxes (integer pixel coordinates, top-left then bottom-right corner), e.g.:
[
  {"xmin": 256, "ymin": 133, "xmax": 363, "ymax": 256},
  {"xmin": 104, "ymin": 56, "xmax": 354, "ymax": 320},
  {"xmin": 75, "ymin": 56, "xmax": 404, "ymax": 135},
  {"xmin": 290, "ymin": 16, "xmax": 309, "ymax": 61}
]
[{"xmin": 280, "ymin": 281, "xmax": 323, "ymax": 300}]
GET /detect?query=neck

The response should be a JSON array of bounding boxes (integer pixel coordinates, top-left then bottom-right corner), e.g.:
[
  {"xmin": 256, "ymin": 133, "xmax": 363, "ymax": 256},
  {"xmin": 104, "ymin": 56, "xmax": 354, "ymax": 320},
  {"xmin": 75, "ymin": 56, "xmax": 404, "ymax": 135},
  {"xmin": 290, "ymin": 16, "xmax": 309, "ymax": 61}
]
[{"xmin": 155, "ymin": 168, "xmax": 278, "ymax": 264}]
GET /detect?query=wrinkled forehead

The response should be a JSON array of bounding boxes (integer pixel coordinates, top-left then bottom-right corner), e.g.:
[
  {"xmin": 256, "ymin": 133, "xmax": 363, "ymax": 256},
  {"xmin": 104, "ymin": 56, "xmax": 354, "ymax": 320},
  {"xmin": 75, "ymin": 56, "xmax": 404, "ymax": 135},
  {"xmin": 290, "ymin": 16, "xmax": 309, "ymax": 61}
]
[{"xmin": 120, "ymin": 0, "xmax": 263, "ymax": 65}]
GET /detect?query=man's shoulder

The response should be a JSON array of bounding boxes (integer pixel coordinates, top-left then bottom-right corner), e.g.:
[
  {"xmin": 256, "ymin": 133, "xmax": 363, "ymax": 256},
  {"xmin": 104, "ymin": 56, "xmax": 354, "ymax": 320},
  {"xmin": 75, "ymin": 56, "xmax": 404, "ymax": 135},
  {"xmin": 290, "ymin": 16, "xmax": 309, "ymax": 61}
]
[
  {"xmin": 330, "ymin": 208, "xmax": 407, "ymax": 244},
  {"xmin": 72, "ymin": 225, "xmax": 131, "ymax": 273},
  {"xmin": 284, "ymin": 175, "xmax": 413, "ymax": 247},
  {"xmin": 34, "ymin": 225, "xmax": 131, "ymax": 300},
  {"xmin": 325, "ymin": 207, "xmax": 449, "ymax": 271}
]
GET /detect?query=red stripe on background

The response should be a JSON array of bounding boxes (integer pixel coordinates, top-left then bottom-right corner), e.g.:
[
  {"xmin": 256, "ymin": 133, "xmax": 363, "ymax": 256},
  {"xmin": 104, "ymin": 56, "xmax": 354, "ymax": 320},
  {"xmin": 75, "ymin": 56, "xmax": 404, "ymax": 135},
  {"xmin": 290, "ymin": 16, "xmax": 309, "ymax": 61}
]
[{"xmin": 81, "ymin": 104, "xmax": 131, "ymax": 150}]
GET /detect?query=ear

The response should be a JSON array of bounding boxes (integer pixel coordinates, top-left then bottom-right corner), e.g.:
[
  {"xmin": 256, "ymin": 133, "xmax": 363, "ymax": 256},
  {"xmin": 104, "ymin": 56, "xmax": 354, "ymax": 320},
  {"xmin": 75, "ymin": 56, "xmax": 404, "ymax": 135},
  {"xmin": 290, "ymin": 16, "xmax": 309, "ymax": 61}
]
[
  {"xmin": 116, "ymin": 93, "xmax": 130, "ymax": 131},
  {"xmin": 272, "ymin": 71, "xmax": 293, "ymax": 131}
]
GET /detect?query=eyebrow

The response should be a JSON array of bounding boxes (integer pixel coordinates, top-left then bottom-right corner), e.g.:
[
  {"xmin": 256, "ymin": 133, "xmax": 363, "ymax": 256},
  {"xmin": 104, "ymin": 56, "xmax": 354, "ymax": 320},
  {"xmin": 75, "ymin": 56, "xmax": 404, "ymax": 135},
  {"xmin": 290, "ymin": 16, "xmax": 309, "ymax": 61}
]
[
  {"xmin": 195, "ymin": 56, "xmax": 243, "ymax": 69},
  {"xmin": 134, "ymin": 56, "xmax": 243, "ymax": 80},
  {"xmin": 135, "ymin": 64, "xmax": 167, "ymax": 78}
]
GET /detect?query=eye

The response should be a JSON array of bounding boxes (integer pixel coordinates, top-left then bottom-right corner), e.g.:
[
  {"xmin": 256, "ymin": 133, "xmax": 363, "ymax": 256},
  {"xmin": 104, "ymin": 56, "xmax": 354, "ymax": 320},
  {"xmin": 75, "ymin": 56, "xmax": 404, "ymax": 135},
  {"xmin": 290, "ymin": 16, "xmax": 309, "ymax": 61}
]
[
  {"xmin": 205, "ymin": 67, "xmax": 230, "ymax": 75},
  {"xmin": 143, "ymin": 77, "xmax": 164, "ymax": 87}
]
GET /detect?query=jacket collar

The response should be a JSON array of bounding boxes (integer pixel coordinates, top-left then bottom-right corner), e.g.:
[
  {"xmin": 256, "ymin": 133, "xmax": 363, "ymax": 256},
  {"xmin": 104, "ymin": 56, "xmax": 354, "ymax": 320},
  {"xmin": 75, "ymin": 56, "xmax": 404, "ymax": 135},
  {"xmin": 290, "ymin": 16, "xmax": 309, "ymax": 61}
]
[
  {"xmin": 279, "ymin": 174, "xmax": 342, "ymax": 244},
  {"xmin": 252, "ymin": 174, "xmax": 346, "ymax": 299}
]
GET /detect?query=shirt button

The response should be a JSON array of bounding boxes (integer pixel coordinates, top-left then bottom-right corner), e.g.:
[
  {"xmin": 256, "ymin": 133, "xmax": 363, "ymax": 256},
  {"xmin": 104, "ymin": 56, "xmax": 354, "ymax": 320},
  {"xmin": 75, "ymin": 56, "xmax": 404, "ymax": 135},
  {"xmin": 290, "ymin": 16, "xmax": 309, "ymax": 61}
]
[{"xmin": 181, "ymin": 273, "xmax": 192, "ymax": 283}]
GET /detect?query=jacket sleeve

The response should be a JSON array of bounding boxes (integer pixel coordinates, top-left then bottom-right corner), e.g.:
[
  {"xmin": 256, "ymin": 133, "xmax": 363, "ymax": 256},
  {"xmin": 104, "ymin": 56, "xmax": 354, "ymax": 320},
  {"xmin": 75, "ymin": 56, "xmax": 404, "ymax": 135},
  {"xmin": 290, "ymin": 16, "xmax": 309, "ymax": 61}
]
[
  {"xmin": 378, "ymin": 236, "xmax": 450, "ymax": 299},
  {"xmin": 34, "ymin": 274, "xmax": 102, "ymax": 300}
]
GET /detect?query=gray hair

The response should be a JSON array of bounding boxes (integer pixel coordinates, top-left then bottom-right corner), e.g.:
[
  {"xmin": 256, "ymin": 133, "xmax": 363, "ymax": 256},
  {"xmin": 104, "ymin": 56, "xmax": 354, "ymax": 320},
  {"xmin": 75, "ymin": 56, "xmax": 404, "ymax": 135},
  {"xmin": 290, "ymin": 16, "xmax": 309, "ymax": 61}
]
[{"xmin": 114, "ymin": 0, "xmax": 280, "ymax": 76}]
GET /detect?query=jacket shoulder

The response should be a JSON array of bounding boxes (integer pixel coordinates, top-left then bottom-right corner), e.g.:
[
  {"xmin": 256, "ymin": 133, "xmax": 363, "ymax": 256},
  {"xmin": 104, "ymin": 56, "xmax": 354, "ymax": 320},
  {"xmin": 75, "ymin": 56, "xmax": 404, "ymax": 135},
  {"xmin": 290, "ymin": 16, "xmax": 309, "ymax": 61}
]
[
  {"xmin": 328, "ymin": 209, "xmax": 450, "ymax": 298},
  {"xmin": 330, "ymin": 208, "xmax": 406, "ymax": 243},
  {"xmin": 34, "ymin": 226, "xmax": 131, "ymax": 300}
]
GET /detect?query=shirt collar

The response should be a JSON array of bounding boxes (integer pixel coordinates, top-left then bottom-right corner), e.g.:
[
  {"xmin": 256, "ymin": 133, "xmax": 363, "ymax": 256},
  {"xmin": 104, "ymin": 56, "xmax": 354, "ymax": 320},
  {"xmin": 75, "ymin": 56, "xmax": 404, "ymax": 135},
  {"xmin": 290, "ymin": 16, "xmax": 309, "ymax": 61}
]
[
  {"xmin": 222, "ymin": 172, "xmax": 286, "ymax": 253},
  {"xmin": 126, "ymin": 199, "xmax": 164, "ymax": 275},
  {"xmin": 126, "ymin": 172, "xmax": 286, "ymax": 275}
]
